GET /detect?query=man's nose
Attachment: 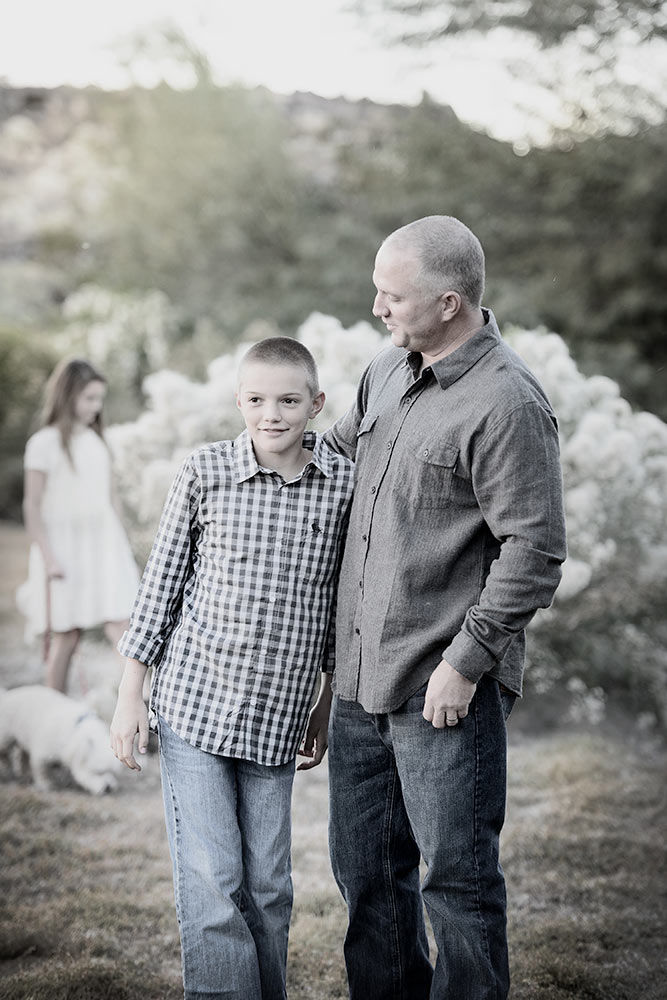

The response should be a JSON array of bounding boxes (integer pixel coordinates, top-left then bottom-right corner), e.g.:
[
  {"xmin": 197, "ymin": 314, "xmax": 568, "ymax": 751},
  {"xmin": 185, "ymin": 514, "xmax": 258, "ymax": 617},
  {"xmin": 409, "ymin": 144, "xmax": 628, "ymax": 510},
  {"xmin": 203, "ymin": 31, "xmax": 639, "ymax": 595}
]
[{"xmin": 372, "ymin": 292, "xmax": 387, "ymax": 317}]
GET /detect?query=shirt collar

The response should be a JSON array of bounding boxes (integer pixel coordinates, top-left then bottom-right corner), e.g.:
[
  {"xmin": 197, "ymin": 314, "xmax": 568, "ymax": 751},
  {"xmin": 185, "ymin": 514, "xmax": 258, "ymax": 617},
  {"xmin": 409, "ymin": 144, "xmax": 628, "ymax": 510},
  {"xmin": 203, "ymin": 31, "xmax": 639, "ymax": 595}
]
[
  {"xmin": 232, "ymin": 428, "xmax": 334, "ymax": 483},
  {"xmin": 405, "ymin": 308, "xmax": 502, "ymax": 390}
]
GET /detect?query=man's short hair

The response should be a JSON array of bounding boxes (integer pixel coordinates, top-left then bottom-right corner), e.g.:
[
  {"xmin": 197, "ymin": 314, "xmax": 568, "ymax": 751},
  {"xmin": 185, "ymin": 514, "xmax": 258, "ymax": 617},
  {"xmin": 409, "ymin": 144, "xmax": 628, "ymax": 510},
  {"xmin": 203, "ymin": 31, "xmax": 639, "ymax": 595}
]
[
  {"xmin": 239, "ymin": 337, "xmax": 320, "ymax": 395},
  {"xmin": 386, "ymin": 216, "xmax": 485, "ymax": 308}
]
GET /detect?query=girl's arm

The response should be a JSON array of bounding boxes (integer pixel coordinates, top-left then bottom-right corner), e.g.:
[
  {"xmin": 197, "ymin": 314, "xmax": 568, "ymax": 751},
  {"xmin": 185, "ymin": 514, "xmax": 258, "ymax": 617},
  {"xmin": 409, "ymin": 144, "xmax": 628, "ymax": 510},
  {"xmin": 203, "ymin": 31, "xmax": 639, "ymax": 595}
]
[
  {"xmin": 109, "ymin": 472, "xmax": 123, "ymax": 518},
  {"xmin": 22, "ymin": 468, "xmax": 64, "ymax": 578},
  {"xmin": 110, "ymin": 658, "xmax": 150, "ymax": 772}
]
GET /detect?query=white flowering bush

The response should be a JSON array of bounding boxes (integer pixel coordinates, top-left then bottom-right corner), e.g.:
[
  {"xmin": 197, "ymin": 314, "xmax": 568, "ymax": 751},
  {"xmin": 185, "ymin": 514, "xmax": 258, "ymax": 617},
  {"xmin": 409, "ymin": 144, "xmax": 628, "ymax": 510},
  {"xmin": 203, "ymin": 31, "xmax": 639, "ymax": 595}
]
[
  {"xmin": 506, "ymin": 327, "xmax": 667, "ymax": 723},
  {"xmin": 107, "ymin": 314, "xmax": 385, "ymax": 556},
  {"xmin": 108, "ymin": 314, "xmax": 667, "ymax": 725},
  {"xmin": 57, "ymin": 284, "xmax": 177, "ymax": 417}
]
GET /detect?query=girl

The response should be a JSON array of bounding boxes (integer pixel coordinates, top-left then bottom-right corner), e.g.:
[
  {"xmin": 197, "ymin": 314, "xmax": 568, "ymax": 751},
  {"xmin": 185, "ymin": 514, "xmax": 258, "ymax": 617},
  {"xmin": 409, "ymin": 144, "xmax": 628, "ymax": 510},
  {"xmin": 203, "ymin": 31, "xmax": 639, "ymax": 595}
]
[{"xmin": 18, "ymin": 358, "xmax": 140, "ymax": 692}]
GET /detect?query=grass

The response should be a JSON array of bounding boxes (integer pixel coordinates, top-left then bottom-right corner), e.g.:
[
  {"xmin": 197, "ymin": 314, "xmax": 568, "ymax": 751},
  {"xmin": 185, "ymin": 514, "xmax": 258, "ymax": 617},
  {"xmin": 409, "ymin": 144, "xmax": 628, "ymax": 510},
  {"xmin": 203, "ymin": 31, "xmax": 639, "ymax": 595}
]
[
  {"xmin": 0, "ymin": 731, "xmax": 664, "ymax": 999},
  {"xmin": 0, "ymin": 521, "xmax": 665, "ymax": 997},
  {"xmin": 504, "ymin": 732, "xmax": 666, "ymax": 1000}
]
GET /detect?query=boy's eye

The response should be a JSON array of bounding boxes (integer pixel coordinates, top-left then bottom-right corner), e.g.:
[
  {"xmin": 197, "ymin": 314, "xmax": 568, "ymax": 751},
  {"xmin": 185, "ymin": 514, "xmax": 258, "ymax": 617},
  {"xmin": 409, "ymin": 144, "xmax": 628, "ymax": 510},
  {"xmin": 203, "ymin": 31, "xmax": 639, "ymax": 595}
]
[{"xmin": 283, "ymin": 397, "xmax": 299, "ymax": 405}]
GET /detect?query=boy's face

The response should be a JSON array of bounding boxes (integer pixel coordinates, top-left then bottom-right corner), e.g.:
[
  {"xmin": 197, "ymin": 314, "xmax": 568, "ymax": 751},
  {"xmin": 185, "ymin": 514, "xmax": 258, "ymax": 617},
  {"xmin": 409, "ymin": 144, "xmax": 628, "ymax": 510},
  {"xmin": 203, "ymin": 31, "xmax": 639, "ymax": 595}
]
[{"xmin": 236, "ymin": 362, "xmax": 325, "ymax": 467}]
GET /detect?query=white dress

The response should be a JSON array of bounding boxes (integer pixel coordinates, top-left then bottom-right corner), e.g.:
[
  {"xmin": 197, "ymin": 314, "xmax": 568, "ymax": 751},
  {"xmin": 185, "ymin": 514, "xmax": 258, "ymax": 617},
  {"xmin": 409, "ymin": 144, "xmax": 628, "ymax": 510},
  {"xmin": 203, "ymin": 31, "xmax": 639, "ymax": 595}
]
[{"xmin": 17, "ymin": 425, "xmax": 140, "ymax": 640}]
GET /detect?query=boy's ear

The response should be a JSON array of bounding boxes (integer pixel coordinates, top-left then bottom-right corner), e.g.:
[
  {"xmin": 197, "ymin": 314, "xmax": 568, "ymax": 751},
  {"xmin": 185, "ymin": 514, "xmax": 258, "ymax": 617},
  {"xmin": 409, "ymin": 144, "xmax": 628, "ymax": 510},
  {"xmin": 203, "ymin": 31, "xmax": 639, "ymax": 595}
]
[
  {"xmin": 235, "ymin": 391, "xmax": 242, "ymax": 410},
  {"xmin": 309, "ymin": 391, "xmax": 326, "ymax": 418}
]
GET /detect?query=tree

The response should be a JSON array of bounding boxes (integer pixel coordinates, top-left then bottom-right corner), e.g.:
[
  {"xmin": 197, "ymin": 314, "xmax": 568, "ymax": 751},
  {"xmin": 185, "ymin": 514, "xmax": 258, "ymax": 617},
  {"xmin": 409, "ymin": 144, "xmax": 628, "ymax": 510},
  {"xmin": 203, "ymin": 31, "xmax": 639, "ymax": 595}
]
[
  {"xmin": 351, "ymin": 0, "xmax": 667, "ymax": 140},
  {"xmin": 351, "ymin": 1, "xmax": 666, "ymax": 46}
]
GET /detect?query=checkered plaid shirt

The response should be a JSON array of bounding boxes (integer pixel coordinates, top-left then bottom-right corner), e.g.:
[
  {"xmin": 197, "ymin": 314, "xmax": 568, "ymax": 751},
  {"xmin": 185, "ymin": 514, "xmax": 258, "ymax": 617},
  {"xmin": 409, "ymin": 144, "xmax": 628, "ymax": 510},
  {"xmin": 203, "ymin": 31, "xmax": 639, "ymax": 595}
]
[{"xmin": 118, "ymin": 430, "xmax": 354, "ymax": 765}]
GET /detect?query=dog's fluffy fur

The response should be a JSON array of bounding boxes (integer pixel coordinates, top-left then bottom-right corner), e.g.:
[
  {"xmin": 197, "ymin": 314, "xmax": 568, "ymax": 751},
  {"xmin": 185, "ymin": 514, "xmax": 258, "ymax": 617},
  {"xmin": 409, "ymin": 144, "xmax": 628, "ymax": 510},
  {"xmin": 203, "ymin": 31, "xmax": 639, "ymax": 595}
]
[{"xmin": 0, "ymin": 685, "xmax": 121, "ymax": 795}]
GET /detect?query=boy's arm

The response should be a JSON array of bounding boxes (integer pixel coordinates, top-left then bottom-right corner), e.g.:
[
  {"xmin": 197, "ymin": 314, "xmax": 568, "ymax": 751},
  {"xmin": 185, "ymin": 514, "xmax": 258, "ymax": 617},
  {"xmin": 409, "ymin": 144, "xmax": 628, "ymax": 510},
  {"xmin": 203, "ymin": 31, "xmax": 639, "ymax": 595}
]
[
  {"xmin": 110, "ymin": 658, "xmax": 150, "ymax": 772},
  {"xmin": 118, "ymin": 454, "xmax": 202, "ymax": 667},
  {"xmin": 297, "ymin": 672, "xmax": 333, "ymax": 771}
]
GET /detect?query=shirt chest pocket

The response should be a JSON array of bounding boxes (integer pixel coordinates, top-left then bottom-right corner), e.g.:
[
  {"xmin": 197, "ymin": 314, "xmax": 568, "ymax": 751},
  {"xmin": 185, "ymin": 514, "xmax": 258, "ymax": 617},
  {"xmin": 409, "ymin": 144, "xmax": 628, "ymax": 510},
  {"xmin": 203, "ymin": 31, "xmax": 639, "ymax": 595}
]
[
  {"xmin": 354, "ymin": 412, "xmax": 379, "ymax": 481},
  {"xmin": 403, "ymin": 439, "xmax": 460, "ymax": 509}
]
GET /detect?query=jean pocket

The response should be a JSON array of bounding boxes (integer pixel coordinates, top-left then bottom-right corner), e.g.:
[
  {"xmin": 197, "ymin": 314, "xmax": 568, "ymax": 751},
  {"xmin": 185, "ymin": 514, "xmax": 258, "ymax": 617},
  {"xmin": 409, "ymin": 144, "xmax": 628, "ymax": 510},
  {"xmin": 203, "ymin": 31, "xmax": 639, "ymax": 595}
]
[{"xmin": 499, "ymin": 687, "xmax": 516, "ymax": 721}]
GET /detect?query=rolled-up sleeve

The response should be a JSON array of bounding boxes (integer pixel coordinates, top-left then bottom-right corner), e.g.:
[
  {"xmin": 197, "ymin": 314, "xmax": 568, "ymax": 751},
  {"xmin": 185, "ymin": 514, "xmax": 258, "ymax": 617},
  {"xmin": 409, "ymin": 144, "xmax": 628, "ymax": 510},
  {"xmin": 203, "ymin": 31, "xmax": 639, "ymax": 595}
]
[
  {"xmin": 118, "ymin": 456, "xmax": 201, "ymax": 667},
  {"xmin": 443, "ymin": 401, "xmax": 567, "ymax": 682}
]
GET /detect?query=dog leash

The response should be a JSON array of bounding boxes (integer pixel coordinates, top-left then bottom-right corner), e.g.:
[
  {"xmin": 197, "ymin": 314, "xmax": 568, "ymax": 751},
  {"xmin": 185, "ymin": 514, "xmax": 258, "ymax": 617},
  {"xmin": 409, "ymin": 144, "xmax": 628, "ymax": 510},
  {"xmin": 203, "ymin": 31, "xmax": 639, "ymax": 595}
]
[{"xmin": 42, "ymin": 572, "xmax": 52, "ymax": 664}]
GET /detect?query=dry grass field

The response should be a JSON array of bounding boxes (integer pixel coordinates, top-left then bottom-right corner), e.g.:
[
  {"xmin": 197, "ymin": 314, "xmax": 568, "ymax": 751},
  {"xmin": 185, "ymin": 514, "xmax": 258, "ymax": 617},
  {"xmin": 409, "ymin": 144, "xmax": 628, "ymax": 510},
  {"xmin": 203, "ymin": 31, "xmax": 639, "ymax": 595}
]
[{"xmin": 1, "ymin": 520, "xmax": 665, "ymax": 1000}]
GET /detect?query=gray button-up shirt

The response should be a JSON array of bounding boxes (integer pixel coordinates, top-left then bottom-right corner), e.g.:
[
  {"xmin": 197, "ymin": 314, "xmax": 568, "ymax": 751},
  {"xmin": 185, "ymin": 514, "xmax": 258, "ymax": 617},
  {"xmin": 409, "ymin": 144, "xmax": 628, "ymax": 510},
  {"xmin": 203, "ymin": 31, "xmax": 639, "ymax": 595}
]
[{"xmin": 325, "ymin": 309, "xmax": 566, "ymax": 712}]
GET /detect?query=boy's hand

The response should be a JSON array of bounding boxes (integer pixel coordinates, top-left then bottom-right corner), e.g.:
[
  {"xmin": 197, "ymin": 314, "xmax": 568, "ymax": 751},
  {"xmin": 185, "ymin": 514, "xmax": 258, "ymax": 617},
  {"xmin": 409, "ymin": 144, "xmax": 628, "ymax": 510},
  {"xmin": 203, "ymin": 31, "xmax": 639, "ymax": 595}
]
[
  {"xmin": 110, "ymin": 694, "xmax": 150, "ymax": 772},
  {"xmin": 297, "ymin": 706, "xmax": 329, "ymax": 770},
  {"xmin": 297, "ymin": 673, "xmax": 333, "ymax": 771}
]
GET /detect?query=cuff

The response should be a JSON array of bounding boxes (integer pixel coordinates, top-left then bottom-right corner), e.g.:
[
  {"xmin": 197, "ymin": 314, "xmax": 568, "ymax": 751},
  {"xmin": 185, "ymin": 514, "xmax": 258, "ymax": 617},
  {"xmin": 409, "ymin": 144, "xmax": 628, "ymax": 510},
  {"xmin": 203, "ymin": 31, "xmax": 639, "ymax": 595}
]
[
  {"xmin": 442, "ymin": 630, "xmax": 496, "ymax": 685},
  {"xmin": 117, "ymin": 629, "xmax": 165, "ymax": 668}
]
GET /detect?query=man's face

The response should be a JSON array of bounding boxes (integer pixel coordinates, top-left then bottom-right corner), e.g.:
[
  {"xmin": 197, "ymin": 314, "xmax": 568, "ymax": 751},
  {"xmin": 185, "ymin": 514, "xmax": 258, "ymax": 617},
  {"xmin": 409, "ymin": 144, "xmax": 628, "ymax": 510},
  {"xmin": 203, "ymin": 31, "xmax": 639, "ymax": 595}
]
[{"xmin": 372, "ymin": 243, "xmax": 443, "ymax": 354}]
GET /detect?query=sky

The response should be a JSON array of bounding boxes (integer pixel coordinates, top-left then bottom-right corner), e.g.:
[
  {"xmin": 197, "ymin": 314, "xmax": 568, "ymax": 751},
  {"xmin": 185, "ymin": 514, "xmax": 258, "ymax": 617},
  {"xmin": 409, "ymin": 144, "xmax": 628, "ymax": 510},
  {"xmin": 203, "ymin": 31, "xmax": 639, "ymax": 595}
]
[{"xmin": 1, "ymin": 0, "xmax": 666, "ymax": 147}]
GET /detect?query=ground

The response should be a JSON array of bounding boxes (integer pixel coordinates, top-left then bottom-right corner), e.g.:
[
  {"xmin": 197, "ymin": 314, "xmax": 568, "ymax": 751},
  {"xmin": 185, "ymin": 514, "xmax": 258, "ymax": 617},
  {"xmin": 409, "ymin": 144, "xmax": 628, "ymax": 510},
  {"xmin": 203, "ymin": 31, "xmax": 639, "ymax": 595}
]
[{"xmin": 0, "ymin": 520, "xmax": 665, "ymax": 999}]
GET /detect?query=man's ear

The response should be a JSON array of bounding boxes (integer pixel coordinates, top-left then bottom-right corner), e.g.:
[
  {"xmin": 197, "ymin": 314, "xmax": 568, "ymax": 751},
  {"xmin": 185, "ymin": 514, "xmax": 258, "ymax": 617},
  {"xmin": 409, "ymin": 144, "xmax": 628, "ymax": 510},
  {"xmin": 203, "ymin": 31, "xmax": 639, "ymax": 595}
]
[
  {"xmin": 440, "ymin": 291, "xmax": 462, "ymax": 321},
  {"xmin": 310, "ymin": 391, "xmax": 326, "ymax": 418}
]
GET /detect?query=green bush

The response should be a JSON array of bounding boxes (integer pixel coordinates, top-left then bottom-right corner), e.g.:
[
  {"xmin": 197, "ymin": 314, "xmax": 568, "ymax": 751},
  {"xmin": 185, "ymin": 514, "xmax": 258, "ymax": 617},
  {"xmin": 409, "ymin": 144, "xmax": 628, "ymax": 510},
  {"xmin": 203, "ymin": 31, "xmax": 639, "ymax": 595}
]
[{"xmin": 0, "ymin": 326, "xmax": 58, "ymax": 519}]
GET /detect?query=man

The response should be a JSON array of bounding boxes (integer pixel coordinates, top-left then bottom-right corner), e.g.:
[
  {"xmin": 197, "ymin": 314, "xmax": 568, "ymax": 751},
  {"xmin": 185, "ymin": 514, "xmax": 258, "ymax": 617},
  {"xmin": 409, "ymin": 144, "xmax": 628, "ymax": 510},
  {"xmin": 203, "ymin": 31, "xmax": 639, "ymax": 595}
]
[{"xmin": 325, "ymin": 216, "xmax": 566, "ymax": 999}]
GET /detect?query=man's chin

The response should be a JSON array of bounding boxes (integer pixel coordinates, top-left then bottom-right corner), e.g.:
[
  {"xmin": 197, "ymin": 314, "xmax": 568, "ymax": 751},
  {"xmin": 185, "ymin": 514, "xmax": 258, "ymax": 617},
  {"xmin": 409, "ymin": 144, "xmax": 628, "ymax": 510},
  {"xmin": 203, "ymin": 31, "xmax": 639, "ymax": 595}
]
[{"xmin": 390, "ymin": 329, "xmax": 409, "ymax": 349}]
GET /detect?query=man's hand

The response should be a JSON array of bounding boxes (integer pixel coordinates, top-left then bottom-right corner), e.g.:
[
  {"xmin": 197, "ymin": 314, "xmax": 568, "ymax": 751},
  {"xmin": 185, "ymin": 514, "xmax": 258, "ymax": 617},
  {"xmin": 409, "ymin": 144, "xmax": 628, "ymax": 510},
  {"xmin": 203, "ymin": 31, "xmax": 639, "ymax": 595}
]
[{"xmin": 423, "ymin": 658, "xmax": 477, "ymax": 729}]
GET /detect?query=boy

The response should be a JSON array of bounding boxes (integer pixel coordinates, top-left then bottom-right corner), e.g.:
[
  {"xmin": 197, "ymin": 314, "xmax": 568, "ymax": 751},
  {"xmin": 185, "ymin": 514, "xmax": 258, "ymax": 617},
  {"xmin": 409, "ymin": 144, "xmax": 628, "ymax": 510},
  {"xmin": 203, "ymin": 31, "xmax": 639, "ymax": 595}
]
[{"xmin": 110, "ymin": 338, "xmax": 354, "ymax": 1000}]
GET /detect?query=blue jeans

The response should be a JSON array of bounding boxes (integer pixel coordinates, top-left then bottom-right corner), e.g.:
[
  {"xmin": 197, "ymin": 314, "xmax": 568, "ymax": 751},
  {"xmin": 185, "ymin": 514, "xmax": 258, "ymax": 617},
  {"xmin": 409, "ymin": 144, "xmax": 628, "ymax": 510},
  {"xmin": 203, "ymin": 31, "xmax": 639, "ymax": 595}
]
[
  {"xmin": 328, "ymin": 677, "xmax": 513, "ymax": 1000},
  {"xmin": 158, "ymin": 716, "xmax": 295, "ymax": 1000}
]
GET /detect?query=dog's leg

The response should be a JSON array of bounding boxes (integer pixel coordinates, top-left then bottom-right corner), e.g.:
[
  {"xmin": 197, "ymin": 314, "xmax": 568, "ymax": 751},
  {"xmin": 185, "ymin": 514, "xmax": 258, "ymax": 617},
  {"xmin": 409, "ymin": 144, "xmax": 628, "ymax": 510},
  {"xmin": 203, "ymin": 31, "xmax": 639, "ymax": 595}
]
[
  {"xmin": 30, "ymin": 756, "xmax": 54, "ymax": 792},
  {"xmin": 9, "ymin": 745, "xmax": 32, "ymax": 783}
]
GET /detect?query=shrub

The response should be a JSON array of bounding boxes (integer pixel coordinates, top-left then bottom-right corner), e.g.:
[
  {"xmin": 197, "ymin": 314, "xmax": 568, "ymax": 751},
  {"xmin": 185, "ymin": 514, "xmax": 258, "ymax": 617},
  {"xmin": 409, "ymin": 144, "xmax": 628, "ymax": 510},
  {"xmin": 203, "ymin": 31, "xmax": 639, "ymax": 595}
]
[{"xmin": 107, "ymin": 314, "xmax": 667, "ymax": 725}]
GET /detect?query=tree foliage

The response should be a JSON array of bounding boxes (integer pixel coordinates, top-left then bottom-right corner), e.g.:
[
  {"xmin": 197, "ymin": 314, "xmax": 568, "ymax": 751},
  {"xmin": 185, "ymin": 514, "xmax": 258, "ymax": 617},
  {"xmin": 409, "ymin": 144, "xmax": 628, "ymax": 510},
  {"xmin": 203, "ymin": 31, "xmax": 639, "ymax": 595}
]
[
  {"xmin": 351, "ymin": 0, "xmax": 666, "ymax": 46},
  {"xmin": 350, "ymin": 0, "xmax": 667, "ymax": 139},
  {"xmin": 1, "ymin": 81, "xmax": 665, "ymax": 424}
]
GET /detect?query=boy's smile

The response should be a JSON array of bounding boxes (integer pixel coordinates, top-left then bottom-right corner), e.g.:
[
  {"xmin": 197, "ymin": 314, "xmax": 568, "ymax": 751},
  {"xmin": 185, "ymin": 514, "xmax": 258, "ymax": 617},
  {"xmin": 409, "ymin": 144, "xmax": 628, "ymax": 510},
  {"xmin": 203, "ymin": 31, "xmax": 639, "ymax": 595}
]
[{"xmin": 236, "ymin": 361, "xmax": 325, "ymax": 478}]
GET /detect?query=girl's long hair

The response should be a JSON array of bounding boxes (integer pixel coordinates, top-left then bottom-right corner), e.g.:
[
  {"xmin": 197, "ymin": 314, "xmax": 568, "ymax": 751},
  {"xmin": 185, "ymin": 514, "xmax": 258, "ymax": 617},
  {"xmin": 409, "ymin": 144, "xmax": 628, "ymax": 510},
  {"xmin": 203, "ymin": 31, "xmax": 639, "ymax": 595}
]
[{"xmin": 41, "ymin": 358, "xmax": 107, "ymax": 463}]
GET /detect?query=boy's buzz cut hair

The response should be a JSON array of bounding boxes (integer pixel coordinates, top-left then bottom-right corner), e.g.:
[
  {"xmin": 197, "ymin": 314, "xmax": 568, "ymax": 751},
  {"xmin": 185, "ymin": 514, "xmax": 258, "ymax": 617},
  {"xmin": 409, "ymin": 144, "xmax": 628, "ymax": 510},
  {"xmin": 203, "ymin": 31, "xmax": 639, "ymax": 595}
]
[{"xmin": 239, "ymin": 337, "xmax": 320, "ymax": 395}]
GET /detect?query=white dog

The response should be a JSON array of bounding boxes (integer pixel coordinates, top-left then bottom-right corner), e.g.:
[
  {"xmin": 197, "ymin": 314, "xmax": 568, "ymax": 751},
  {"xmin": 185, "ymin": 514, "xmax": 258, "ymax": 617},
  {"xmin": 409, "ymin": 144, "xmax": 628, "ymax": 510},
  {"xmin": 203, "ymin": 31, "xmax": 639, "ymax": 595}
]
[{"xmin": 0, "ymin": 685, "xmax": 121, "ymax": 795}]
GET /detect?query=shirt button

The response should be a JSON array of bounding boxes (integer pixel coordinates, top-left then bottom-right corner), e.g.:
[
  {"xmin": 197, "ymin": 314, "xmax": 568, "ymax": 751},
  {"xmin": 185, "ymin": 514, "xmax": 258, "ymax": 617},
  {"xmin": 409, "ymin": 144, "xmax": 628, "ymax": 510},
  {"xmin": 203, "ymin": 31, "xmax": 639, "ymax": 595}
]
[
  {"xmin": 359, "ymin": 580, "xmax": 363, "ymax": 588},
  {"xmin": 355, "ymin": 627, "xmax": 360, "ymax": 635},
  {"xmin": 362, "ymin": 534, "xmax": 368, "ymax": 542},
  {"xmin": 370, "ymin": 486, "xmax": 377, "ymax": 494},
  {"xmin": 423, "ymin": 449, "xmax": 430, "ymax": 457},
  {"xmin": 386, "ymin": 441, "xmax": 392, "ymax": 449}
]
